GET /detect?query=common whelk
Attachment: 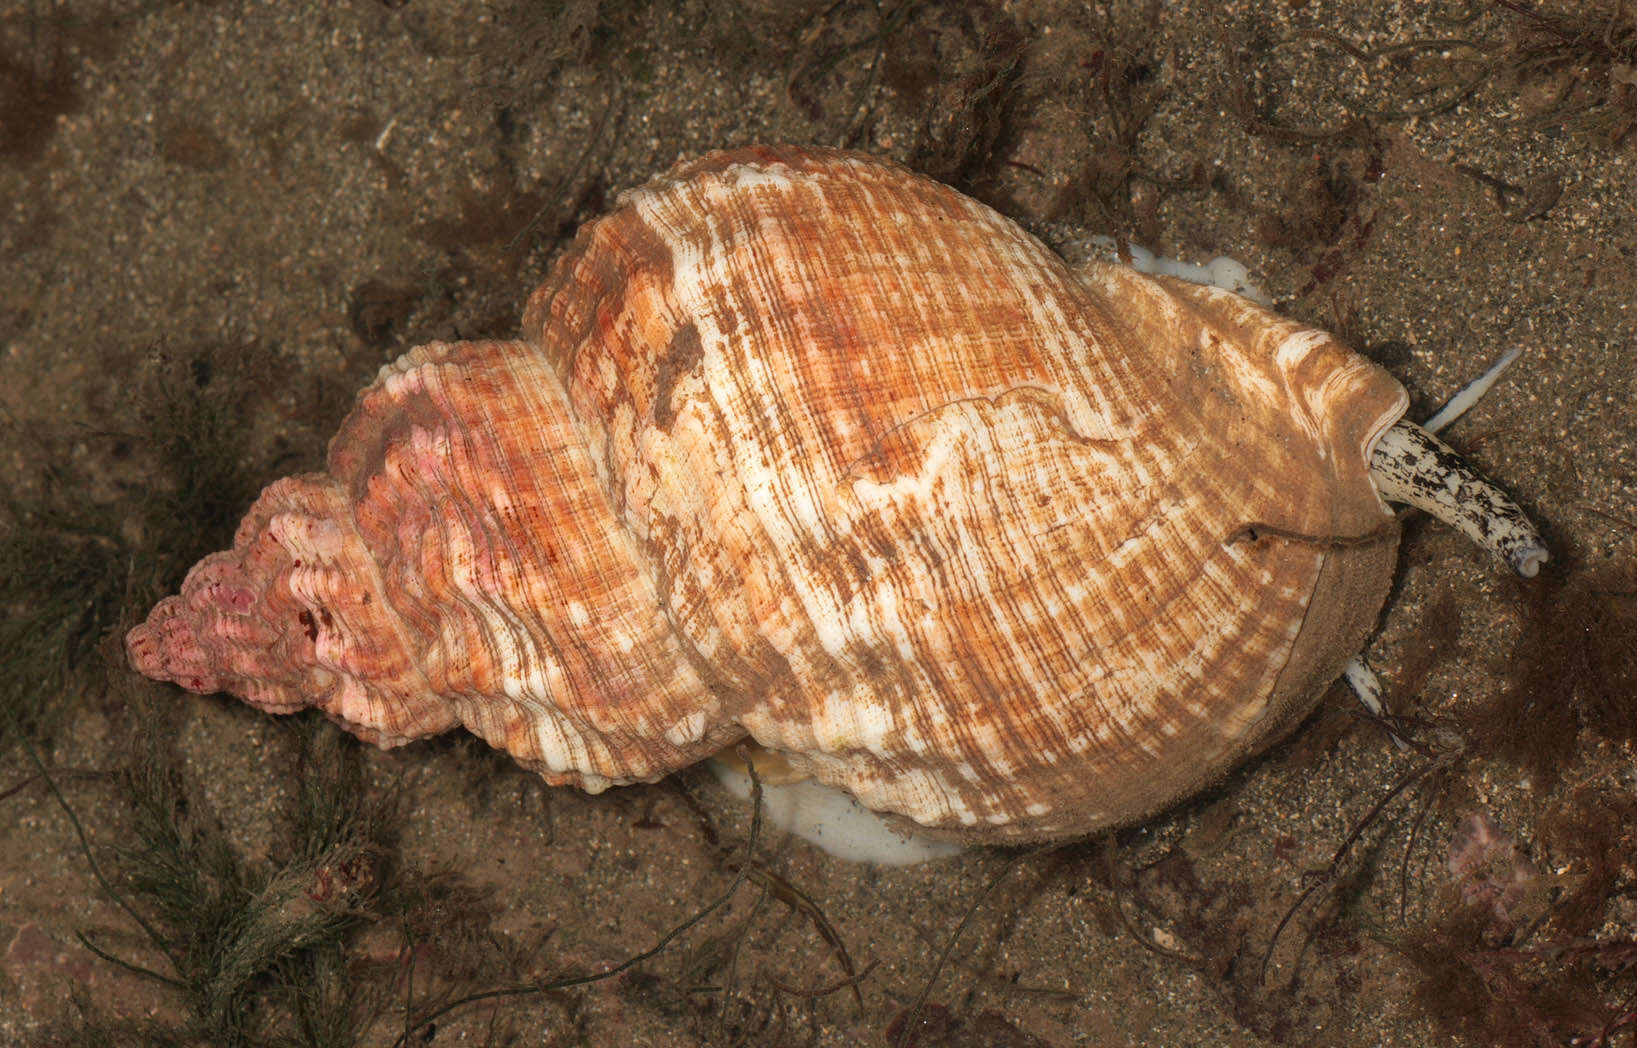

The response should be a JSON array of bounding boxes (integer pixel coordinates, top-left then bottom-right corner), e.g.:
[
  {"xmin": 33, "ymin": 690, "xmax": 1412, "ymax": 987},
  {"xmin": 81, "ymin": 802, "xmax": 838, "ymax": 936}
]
[{"xmin": 127, "ymin": 146, "xmax": 1546, "ymax": 845}]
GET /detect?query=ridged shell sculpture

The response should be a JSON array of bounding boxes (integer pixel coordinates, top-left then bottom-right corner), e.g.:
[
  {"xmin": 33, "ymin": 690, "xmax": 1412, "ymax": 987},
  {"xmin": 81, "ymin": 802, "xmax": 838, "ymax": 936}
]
[{"xmin": 127, "ymin": 146, "xmax": 1546, "ymax": 844}]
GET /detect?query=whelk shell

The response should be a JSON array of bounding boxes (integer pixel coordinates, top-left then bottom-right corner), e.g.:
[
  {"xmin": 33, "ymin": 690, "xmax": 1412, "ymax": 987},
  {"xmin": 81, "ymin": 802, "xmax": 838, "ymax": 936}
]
[{"xmin": 126, "ymin": 146, "xmax": 1545, "ymax": 844}]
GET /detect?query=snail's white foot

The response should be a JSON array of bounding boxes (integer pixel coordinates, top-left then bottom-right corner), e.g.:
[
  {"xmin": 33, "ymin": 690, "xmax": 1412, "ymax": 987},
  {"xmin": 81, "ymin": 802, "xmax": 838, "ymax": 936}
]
[{"xmin": 708, "ymin": 759, "xmax": 964, "ymax": 865}]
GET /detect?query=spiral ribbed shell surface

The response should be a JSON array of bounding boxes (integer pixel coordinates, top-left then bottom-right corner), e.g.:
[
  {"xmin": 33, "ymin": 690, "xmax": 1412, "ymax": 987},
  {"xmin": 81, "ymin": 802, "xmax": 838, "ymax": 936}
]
[{"xmin": 128, "ymin": 146, "xmax": 1409, "ymax": 843}]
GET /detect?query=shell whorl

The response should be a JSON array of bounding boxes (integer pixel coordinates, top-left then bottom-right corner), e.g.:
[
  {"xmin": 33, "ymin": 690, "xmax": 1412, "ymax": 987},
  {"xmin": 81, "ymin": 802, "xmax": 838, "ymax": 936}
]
[{"xmin": 129, "ymin": 146, "xmax": 1415, "ymax": 843}]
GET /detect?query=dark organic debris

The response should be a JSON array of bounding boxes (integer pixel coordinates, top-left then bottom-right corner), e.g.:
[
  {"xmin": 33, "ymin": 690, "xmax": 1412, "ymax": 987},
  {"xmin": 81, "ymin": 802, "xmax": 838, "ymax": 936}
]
[
  {"xmin": 1232, "ymin": 1, "xmax": 1637, "ymax": 145},
  {"xmin": 1467, "ymin": 557, "xmax": 1637, "ymax": 787},
  {"xmin": 0, "ymin": 37, "xmax": 80, "ymax": 165}
]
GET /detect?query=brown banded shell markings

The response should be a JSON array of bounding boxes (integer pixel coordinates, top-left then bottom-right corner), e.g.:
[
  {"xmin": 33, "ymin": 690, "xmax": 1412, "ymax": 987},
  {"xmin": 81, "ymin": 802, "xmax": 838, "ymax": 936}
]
[{"xmin": 126, "ymin": 145, "xmax": 1543, "ymax": 845}]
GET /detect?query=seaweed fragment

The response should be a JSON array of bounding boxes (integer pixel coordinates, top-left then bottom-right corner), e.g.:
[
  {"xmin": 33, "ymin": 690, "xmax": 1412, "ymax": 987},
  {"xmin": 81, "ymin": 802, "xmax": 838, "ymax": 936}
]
[
  {"xmin": 388, "ymin": 753, "xmax": 770, "ymax": 1046},
  {"xmin": 1465, "ymin": 556, "xmax": 1637, "ymax": 787},
  {"xmin": 1492, "ymin": 0, "xmax": 1637, "ymax": 145},
  {"xmin": 99, "ymin": 715, "xmax": 387, "ymax": 1045},
  {"xmin": 784, "ymin": 0, "xmax": 1029, "ymax": 181},
  {"xmin": 1232, "ymin": 1, "xmax": 1637, "ymax": 145},
  {"xmin": 18, "ymin": 702, "xmax": 395, "ymax": 1046},
  {"xmin": 0, "ymin": 346, "xmax": 271, "ymax": 758},
  {"xmin": 1046, "ymin": 0, "xmax": 1203, "ymax": 238}
]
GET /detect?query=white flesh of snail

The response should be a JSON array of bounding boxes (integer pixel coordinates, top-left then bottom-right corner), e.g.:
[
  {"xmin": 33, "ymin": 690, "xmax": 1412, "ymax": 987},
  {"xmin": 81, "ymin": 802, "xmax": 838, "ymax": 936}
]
[{"xmin": 709, "ymin": 760, "xmax": 964, "ymax": 865}]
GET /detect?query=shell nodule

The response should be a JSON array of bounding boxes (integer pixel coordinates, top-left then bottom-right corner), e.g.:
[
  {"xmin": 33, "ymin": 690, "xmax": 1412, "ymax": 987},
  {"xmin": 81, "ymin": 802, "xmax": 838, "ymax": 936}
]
[{"xmin": 126, "ymin": 146, "xmax": 1538, "ymax": 845}]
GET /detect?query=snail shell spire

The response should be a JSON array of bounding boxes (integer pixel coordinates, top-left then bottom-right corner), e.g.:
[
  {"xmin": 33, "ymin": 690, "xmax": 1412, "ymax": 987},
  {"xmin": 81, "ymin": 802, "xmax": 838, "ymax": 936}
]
[
  {"xmin": 127, "ymin": 338, "xmax": 737, "ymax": 789},
  {"xmin": 128, "ymin": 146, "xmax": 1529, "ymax": 844}
]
